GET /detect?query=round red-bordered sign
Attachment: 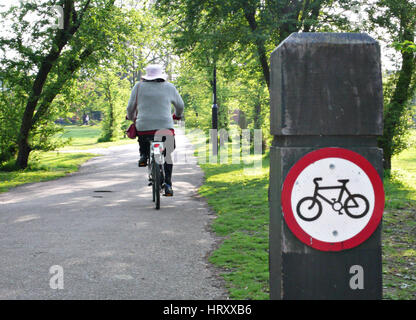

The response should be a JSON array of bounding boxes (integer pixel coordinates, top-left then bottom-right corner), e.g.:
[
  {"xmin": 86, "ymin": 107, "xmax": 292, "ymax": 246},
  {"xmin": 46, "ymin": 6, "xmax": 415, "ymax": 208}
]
[{"xmin": 281, "ymin": 147, "xmax": 384, "ymax": 251}]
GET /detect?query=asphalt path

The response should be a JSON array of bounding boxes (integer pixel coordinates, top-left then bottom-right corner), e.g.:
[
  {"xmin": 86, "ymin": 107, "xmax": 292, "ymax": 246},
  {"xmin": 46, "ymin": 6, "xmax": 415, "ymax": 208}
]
[{"xmin": 0, "ymin": 128, "xmax": 228, "ymax": 299}]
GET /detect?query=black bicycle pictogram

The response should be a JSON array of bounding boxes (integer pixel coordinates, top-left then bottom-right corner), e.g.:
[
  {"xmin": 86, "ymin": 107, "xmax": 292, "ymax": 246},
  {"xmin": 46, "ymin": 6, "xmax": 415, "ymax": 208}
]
[{"xmin": 296, "ymin": 177, "xmax": 370, "ymax": 222}]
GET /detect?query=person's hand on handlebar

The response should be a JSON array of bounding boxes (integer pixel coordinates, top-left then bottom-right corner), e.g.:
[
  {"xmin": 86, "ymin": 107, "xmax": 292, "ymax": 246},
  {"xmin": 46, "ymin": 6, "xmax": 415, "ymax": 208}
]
[{"xmin": 172, "ymin": 114, "xmax": 181, "ymax": 120}]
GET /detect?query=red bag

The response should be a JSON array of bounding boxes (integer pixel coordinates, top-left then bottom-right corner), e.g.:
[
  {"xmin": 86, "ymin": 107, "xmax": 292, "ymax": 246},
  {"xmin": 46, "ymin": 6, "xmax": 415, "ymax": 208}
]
[
  {"xmin": 126, "ymin": 123, "xmax": 137, "ymax": 139},
  {"xmin": 126, "ymin": 92, "xmax": 139, "ymax": 139}
]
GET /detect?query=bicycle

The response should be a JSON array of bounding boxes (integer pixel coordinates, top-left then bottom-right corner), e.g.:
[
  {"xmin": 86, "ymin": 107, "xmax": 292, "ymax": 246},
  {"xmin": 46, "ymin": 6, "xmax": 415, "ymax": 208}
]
[
  {"xmin": 147, "ymin": 141, "xmax": 165, "ymax": 210},
  {"xmin": 296, "ymin": 177, "xmax": 369, "ymax": 222}
]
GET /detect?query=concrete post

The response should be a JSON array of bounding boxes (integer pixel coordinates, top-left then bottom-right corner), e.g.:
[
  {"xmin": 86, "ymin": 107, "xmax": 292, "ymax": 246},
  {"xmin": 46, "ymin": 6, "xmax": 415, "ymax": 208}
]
[{"xmin": 269, "ymin": 33, "xmax": 384, "ymax": 299}]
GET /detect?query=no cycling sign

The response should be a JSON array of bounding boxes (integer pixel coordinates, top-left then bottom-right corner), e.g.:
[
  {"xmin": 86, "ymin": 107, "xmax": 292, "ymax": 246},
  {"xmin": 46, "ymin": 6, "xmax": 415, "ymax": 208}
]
[{"xmin": 281, "ymin": 147, "xmax": 385, "ymax": 251}]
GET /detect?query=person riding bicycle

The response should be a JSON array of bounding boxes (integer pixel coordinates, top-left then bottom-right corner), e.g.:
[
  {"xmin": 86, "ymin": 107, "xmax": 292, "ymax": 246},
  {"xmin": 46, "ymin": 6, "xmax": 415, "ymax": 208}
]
[{"xmin": 126, "ymin": 64, "xmax": 184, "ymax": 196}]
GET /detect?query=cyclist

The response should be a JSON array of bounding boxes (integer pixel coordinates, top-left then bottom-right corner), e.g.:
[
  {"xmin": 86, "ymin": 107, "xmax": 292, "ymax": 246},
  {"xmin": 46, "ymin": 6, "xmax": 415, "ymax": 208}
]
[{"xmin": 126, "ymin": 64, "xmax": 184, "ymax": 196}]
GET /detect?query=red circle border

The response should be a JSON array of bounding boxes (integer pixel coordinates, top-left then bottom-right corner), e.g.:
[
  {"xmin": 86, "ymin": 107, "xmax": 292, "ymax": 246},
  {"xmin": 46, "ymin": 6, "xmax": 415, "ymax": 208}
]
[{"xmin": 281, "ymin": 147, "xmax": 385, "ymax": 251}]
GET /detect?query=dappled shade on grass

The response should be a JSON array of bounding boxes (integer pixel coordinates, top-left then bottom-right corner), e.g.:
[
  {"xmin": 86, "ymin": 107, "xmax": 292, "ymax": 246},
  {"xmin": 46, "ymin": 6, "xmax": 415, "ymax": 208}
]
[
  {"xmin": 198, "ymin": 158, "xmax": 270, "ymax": 300},
  {"xmin": 382, "ymin": 143, "xmax": 416, "ymax": 300}
]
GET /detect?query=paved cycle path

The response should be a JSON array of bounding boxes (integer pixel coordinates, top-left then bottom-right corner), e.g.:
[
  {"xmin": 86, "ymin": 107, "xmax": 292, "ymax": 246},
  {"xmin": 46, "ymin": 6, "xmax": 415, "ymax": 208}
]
[{"xmin": 0, "ymin": 128, "xmax": 228, "ymax": 299}]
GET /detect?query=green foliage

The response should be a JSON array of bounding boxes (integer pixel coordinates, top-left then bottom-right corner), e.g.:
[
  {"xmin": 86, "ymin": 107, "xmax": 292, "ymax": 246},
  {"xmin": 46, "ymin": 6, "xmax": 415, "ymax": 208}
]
[
  {"xmin": 364, "ymin": 0, "xmax": 416, "ymax": 169},
  {"xmin": 155, "ymin": 0, "xmax": 352, "ymax": 86},
  {"xmin": 155, "ymin": 0, "xmax": 356, "ymax": 149},
  {"xmin": 0, "ymin": 80, "xmax": 25, "ymax": 165},
  {"xmin": 392, "ymin": 40, "xmax": 416, "ymax": 53},
  {"xmin": 379, "ymin": 100, "xmax": 414, "ymax": 166},
  {"xmin": 57, "ymin": 78, "xmax": 101, "ymax": 124},
  {"xmin": 175, "ymin": 61, "xmax": 213, "ymax": 132},
  {"xmin": 95, "ymin": 69, "xmax": 130, "ymax": 142}
]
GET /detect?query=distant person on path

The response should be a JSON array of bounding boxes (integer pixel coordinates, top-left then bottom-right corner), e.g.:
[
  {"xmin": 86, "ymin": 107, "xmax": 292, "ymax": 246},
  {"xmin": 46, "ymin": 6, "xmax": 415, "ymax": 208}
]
[
  {"xmin": 126, "ymin": 64, "xmax": 184, "ymax": 196},
  {"xmin": 82, "ymin": 113, "xmax": 89, "ymax": 125}
]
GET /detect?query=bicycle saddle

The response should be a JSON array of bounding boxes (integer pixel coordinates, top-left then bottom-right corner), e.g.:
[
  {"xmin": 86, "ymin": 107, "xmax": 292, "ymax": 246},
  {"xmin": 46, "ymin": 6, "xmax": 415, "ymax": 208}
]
[{"xmin": 338, "ymin": 179, "xmax": 349, "ymax": 184}]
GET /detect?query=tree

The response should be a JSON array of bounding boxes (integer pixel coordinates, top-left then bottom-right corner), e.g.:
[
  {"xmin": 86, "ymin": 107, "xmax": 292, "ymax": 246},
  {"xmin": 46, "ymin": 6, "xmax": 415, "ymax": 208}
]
[
  {"xmin": 0, "ymin": 0, "xmax": 138, "ymax": 169},
  {"xmin": 154, "ymin": 0, "xmax": 356, "ymax": 149},
  {"xmin": 155, "ymin": 0, "xmax": 345, "ymax": 91},
  {"xmin": 0, "ymin": 78, "xmax": 25, "ymax": 165},
  {"xmin": 65, "ymin": 79, "xmax": 100, "ymax": 124},
  {"xmin": 365, "ymin": 0, "xmax": 416, "ymax": 169},
  {"xmin": 174, "ymin": 57, "xmax": 221, "ymax": 132},
  {"xmin": 96, "ymin": 68, "xmax": 130, "ymax": 142},
  {"xmin": 115, "ymin": 5, "xmax": 175, "ymax": 87}
]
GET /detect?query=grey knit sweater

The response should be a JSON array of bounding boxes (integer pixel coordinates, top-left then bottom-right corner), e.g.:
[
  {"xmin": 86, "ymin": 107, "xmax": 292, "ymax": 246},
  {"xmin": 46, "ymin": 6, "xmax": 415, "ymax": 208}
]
[{"xmin": 126, "ymin": 81, "xmax": 184, "ymax": 131}]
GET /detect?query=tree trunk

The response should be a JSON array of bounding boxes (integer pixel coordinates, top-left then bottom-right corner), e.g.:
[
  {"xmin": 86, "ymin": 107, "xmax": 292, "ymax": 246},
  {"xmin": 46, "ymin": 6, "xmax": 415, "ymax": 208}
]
[
  {"xmin": 16, "ymin": 132, "xmax": 31, "ymax": 169},
  {"xmin": 109, "ymin": 101, "xmax": 114, "ymax": 140},
  {"xmin": 380, "ymin": 28, "xmax": 415, "ymax": 170},
  {"xmin": 243, "ymin": 9, "xmax": 270, "ymax": 90},
  {"xmin": 15, "ymin": 0, "xmax": 91, "ymax": 169},
  {"xmin": 253, "ymin": 100, "xmax": 266, "ymax": 153},
  {"xmin": 16, "ymin": 59, "xmax": 57, "ymax": 169},
  {"xmin": 253, "ymin": 101, "xmax": 261, "ymax": 129},
  {"xmin": 384, "ymin": 154, "xmax": 392, "ymax": 171}
]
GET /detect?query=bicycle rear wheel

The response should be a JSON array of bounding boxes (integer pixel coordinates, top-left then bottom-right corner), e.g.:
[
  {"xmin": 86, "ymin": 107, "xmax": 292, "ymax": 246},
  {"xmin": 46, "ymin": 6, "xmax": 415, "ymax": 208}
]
[
  {"xmin": 149, "ymin": 157, "xmax": 155, "ymax": 202},
  {"xmin": 152, "ymin": 159, "xmax": 161, "ymax": 210},
  {"xmin": 152, "ymin": 174, "xmax": 155, "ymax": 202},
  {"xmin": 344, "ymin": 194, "xmax": 369, "ymax": 219},
  {"xmin": 296, "ymin": 196, "xmax": 322, "ymax": 221}
]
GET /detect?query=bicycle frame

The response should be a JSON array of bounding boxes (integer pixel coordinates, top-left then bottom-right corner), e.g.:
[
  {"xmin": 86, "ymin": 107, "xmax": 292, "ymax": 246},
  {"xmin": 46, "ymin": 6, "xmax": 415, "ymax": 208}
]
[
  {"xmin": 312, "ymin": 180, "xmax": 357, "ymax": 208},
  {"xmin": 296, "ymin": 178, "xmax": 369, "ymax": 221}
]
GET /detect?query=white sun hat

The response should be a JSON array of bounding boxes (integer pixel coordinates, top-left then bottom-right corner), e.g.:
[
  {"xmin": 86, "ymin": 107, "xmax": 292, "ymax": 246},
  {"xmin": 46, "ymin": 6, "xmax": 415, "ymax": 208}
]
[{"xmin": 142, "ymin": 64, "xmax": 167, "ymax": 81}]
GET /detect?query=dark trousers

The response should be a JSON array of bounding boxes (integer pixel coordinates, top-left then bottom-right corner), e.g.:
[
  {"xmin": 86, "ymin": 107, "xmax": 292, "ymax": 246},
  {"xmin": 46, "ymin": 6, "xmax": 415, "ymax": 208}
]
[{"xmin": 138, "ymin": 134, "xmax": 175, "ymax": 186}]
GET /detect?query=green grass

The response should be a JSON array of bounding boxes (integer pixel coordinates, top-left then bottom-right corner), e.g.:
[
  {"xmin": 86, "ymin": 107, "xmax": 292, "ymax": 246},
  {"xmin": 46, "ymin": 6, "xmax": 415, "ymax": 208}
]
[
  {"xmin": 190, "ymin": 129, "xmax": 416, "ymax": 300},
  {"xmin": 187, "ymin": 130, "xmax": 270, "ymax": 299},
  {"xmin": 58, "ymin": 125, "xmax": 136, "ymax": 150},
  {"xmin": 0, "ymin": 151, "xmax": 98, "ymax": 193},
  {"xmin": 382, "ymin": 130, "xmax": 416, "ymax": 300},
  {"xmin": 199, "ymin": 159, "xmax": 270, "ymax": 299}
]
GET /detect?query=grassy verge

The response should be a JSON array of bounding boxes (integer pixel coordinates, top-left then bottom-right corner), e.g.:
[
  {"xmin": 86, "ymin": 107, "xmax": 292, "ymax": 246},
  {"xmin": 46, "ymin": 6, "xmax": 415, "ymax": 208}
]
[
  {"xmin": 0, "ymin": 151, "xmax": 98, "ymax": 193},
  {"xmin": 199, "ymin": 158, "xmax": 270, "ymax": 300},
  {"xmin": 382, "ymin": 132, "xmax": 416, "ymax": 300},
  {"xmin": 187, "ymin": 130, "xmax": 270, "ymax": 299},
  {"xmin": 189, "ymin": 129, "xmax": 416, "ymax": 300},
  {"xmin": 58, "ymin": 125, "xmax": 136, "ymax": 150}
]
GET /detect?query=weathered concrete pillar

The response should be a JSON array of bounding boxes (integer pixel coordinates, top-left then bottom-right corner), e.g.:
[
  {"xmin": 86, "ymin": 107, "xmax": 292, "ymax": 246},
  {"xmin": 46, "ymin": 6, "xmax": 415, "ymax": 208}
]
[{"xmin": 269, "ymin": 33, "xmax": 385, "ymax": 299}]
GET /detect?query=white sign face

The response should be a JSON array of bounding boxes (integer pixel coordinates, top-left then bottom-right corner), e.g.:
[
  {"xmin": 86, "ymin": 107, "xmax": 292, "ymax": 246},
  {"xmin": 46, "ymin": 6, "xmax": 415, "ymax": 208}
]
[
  {"xmin": 282, "ymin": 147, "xmax": 384, "ymax": 251},
  {"xmin": 290, "ymin": 157, "xmax": 375, "ymax": 243}
]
